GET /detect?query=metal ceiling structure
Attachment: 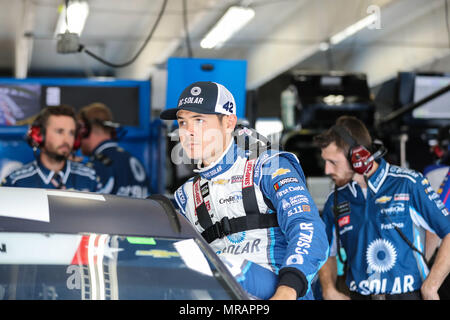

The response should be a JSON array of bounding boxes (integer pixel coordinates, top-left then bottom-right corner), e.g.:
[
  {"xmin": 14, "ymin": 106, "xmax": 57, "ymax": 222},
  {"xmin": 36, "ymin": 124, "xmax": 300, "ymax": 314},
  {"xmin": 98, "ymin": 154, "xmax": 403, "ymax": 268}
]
[{"xmin": 1, "ymin": 0, "xmax": 450, "ymax": 109}]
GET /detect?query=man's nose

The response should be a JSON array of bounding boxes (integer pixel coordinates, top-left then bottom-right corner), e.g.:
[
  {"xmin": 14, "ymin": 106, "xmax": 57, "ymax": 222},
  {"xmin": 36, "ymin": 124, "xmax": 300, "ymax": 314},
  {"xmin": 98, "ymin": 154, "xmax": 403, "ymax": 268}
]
[
  {"xmin": 182, "ymin": 122, "xmax": 195, "ymax": 136},
  {"xmin": 324, "ymin": 161, "xmax": 333, "ymax": 175}
]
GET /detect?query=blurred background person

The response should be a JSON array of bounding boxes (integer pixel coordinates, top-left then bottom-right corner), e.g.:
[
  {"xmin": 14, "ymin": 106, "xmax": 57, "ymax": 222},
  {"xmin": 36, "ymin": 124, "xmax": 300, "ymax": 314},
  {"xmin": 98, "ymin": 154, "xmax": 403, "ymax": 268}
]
[
  {"xmin": 1, "ymin": 105, "xmax": 101, "ymax": 192},
  {"xmin": 77, "ymin": 102, "xmax": 150, "ymax": 198}
]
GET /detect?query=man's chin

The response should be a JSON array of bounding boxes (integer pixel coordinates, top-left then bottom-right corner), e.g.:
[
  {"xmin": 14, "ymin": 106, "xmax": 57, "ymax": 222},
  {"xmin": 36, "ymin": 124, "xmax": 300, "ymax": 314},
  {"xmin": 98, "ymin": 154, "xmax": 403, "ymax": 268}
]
[
  {"xmin": 331, "ymin": 177, "xmax": 349, "ymax": 187},
  {"xmin": 45, "ymin": 151, "xmax": 68, "ymax": 162}
]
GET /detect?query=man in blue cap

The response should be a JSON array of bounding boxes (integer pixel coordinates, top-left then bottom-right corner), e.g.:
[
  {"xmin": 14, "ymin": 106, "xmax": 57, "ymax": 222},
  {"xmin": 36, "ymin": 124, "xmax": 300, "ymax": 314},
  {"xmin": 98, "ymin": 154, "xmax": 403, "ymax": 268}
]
[{"xmin": 160, "ymin": 81, "xmax": 329, "ymax": 300}]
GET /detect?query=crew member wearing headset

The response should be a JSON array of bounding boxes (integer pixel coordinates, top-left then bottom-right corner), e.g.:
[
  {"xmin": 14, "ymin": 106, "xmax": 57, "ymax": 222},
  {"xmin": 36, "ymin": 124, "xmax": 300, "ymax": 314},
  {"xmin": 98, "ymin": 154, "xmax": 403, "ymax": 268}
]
[
  {"xmin": 314, "ymin": 116, "xmax": 450, "ymax": 300},
  {"xmin": 160, "ymin": 81, "xmax": 329, "ymax": 300},
  {"xmin": 77, "ymin": 102, "xmax": 150, "ymax": 198},
  {"xmin": 1, "ymin": 105, "xmax": 101, "ymax": 192}
]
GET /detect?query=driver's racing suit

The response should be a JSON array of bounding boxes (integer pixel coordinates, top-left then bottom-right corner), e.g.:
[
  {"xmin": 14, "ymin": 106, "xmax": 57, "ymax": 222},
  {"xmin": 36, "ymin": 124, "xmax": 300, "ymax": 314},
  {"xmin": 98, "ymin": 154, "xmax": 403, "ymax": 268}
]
[{"xmin": 174, "ymin": 142, "xmax": 329, "ymax": 299}]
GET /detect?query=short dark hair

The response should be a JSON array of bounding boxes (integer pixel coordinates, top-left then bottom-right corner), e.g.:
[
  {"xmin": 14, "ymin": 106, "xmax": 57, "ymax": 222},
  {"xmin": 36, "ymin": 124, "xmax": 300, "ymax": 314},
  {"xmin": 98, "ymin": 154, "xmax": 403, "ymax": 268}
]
[
  {"xmin": 35, "ymin": 105, "xmax": 77, "ymax": 130},
  {"xmin": 313, "ymin": 116, "xmax": 372, "ymax": 155}
]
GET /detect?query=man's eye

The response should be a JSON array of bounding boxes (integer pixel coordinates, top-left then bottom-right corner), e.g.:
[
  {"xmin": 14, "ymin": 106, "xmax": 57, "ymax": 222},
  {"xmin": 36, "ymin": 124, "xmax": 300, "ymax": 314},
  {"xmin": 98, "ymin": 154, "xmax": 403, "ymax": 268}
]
[
  {"xmin": 178, "ymin": 121, "xmax": 186, "ymax": 126},
  {"xmin": 195, "ymin": 119, "xmax": 204, "ymax": 124}
]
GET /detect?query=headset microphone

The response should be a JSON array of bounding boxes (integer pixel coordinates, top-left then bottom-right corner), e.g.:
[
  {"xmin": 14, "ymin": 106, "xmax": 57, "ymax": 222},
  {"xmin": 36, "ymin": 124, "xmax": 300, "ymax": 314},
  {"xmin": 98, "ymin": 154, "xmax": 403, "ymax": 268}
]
[{"xmin": 333, "ymin": 125, "xmax": 387, "ymax": 175}]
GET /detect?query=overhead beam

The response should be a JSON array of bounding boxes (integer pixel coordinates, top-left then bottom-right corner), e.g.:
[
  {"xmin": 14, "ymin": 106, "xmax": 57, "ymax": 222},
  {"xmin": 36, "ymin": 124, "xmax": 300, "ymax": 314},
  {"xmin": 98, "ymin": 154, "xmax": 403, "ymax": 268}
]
[
  {"xmin": 335, "ymin": 0, "xmax": 448, "ymax": 87},
  {"xmin": 14, "ymin": 0, "xmax": 35, "ymax": 79},
  {"xmin": 243, "ymin": 0, "xmax": 394, "ymax": 89},
  {"xmin": 116, "ymin": 0, "xmax": 229, "ymax": 80}
]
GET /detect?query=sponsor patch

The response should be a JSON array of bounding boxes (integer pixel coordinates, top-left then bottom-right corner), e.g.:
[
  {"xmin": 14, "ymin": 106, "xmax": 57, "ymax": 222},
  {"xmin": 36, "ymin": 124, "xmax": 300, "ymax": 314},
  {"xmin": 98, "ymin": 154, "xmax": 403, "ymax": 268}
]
[
  {"xmin": 176, "ymin": 188, "xmax": 186, "ymax": 206},
  {"xmin": 381, "ymin": 203, "xmax": 405, "ymax": 215},
  {"xmin": 231, "ymin": 175, "xmax": 243, "ymax": 184},
  {"xmin": 243, "ymin": 159, "xmax": 257, "ymax": 189},
  {"xmin": 282, "ymin": 199, "xmax": 291, "ymax": 210},
  {"xmin": 212, "ymin": 179, "xmax": 229, "ymax": 185},
  {"xmin": 200, "ymin": 182, "xmax": 209, "ymax": 197},
  {"xmin": 338, "ymin": 215, "xmax": 350, "ymax": 227},
  {"xmin": 375, "ymin": 196, "xmax": 392, "ymax": 204},
  {"xmin": 193, "ymin": 179, "xmax": 203, "ymax": 208},
  {"xmin": 289, "ymin": 195, "xmax": 309, "ymax": 206},
  {"xmin": 287, "ymin": 205, "xmax": 310, "ymax": 217},
  {"xmin": 276, "ymin": 185, "xmax": 305, "ymax": 198},
  {"xmin": 336, "ymin": 201, "xmax": 351, "ymax": 215},
  {"xmin": 271, "ymin": 168, "xmax": 291, "ymax": 179},
  {"xmin": 202, "ymin": 165, "xmax": 223, "ymax": 179},
  {"xmin": 218, "ymin": 192, "xmax": 242, "ymax": 205},
  {"xmin": 273, "ymin": 177, "xmax": 299, "ymax": 191},
  {"xmin": 394, "ymin": 193, "xmax": 410, "ymax": 201},
  {"xmin": 425, "ymin": 186, "xmax": 434, "ymax": 194}
]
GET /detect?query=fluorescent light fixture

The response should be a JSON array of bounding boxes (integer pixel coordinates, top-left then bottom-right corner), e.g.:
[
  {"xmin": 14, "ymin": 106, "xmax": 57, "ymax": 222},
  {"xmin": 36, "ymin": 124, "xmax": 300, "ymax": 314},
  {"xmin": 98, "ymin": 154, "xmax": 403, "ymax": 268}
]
[
  {"xmin": 200, "ymin": 6, "xmax": 255, "ymax": 49},
  {"xmin": 55, "ymin": 0, "xmax": 89, "ymax": 36},
  {"xmin": 323, "ymin": 94, "xmax": 345, "ymax": 105},
  {"xmin": 330, "ymin": 13, "xmax": 377, "ymax": 45},
  {"xmin": 319, "ymin": 42, "xmax": 330, "ymax": 51}
]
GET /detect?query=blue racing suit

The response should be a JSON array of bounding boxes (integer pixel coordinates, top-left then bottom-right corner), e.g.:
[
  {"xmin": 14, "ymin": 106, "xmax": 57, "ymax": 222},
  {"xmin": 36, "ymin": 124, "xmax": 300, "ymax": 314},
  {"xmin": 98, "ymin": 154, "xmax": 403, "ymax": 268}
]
[
  {"xmin": 86, "ymin": 140, "xmax": 150, "ymax": 198},
  {"xmin": 1, "ymin": 158, "xmax": 101, "ymax": 192},
  {"xmin": 174, "ymin": 142, "xmax": 329, "ymax": 299},
  {"xmin": 321, "ymin": 158, "xmax": 450, "ymax": 296}
]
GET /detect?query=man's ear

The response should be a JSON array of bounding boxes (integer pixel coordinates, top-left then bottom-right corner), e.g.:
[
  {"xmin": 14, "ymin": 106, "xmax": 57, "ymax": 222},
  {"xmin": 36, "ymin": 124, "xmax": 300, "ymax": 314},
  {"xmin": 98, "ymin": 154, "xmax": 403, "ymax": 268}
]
[{"xmin": 225, "ymin": 115, "xmax": 237, "ymax": 133}]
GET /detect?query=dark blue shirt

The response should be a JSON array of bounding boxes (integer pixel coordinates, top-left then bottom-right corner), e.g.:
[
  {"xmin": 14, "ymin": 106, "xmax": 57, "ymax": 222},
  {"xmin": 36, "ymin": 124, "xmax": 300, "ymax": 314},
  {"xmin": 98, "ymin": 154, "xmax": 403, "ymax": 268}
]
[
  {"xmin": 1, "ymin": 158, "xmax": 101, "ymax": 192},
  {"xmin": 87, "ymin": 140, "xmax": 150, "ymax": 198}
]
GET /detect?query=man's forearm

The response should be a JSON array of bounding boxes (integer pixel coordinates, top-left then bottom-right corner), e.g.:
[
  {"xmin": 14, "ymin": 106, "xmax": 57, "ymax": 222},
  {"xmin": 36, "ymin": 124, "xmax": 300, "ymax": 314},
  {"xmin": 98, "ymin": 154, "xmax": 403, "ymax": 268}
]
[
  {"xmin": 319, "ymin": 257, "xmax": 338, "ymax": 293},
  {"xmin": 318, "ymin": 256, "xmax": 351, "ymax": 300},
  {"xmin": 422, "ymin": 233, "xmax": 450, "ymax": 299}
]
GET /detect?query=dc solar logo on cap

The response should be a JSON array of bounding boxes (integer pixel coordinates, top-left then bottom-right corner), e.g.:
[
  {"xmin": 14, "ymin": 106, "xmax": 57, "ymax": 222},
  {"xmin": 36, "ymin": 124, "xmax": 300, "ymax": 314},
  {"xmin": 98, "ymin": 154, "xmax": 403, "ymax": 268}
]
[{"xmin": 159, "ymin": 81, "xmax": 236, "ymax": 120}]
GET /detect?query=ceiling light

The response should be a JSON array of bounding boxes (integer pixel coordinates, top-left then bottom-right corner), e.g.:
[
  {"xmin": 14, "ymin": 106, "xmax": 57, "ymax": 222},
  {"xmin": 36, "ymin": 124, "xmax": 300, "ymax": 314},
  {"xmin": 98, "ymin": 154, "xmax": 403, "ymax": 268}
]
[
  {"xmin": 330, "ymin": 13, "xmax": 377, "ymax": 46},
  {"xmin": 323, "ymin": 94, "xmax": 345, "ymax": 105},
  {"xmin": 54, "ymin": 0, "xmax": 89, "ymax": 36},
  {"xmin": 319, "ymin": 42, "xmax": 330, "ymax": 51},
  {"xmin": 200, "ymin": 6, "xmax": 255, "ymax": 49}
]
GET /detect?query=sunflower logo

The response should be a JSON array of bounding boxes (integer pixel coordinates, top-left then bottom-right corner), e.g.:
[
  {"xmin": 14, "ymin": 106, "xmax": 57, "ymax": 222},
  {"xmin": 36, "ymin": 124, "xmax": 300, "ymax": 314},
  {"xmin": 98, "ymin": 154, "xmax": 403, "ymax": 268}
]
[
  {"xmin": 227, "ymin": 231, "xmax": 246, "ymax": 244},
  {"xmin": 366, "ymin": 239, "xmax": 397, "ymax": 273}
]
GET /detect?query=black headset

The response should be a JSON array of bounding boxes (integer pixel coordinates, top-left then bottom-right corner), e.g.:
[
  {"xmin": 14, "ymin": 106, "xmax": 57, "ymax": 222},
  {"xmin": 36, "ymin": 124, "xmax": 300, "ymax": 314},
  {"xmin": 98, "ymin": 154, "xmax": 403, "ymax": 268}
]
[{"xmin": 78, "ymin": 110, "xmax": 122, "ymax": 140}]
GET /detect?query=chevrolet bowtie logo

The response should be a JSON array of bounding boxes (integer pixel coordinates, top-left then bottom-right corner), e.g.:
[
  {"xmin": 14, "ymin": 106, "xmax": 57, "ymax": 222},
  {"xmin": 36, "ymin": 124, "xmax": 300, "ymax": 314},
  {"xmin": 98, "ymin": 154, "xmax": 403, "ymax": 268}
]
[
  {"xmin": 272, "ymin": 168, "xmax": 291, "ymax": 179},
  {"xmin": 375, "ymin": 196, "xmax": 392, "ymax": 204},
  {"xmin": 212, "ymin": 179, "xmax": 229, "ymax": 185}
]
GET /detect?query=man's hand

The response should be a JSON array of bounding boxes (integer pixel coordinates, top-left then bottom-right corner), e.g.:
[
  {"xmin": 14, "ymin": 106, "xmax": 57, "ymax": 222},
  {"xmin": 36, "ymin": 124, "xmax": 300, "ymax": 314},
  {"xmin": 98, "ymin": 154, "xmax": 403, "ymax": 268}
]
[
  {"xmin": 269, "ymin": 285, "xmax": 297, "ymax": 300},
  {"xmin": 421, "ymin": 278, "xmax": 440, "ymax": 300},
  {"xmin": 421, "ymin": 233, "xmax": 450, "ymax": 300},
  {"xmin": 322, "ymin": 287, "xmax": 350, "ymax": 300},
  {"xmin": 318, "ymin": 257, "xmax": 350, "ymax": 300}
]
